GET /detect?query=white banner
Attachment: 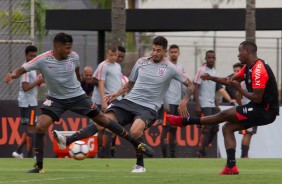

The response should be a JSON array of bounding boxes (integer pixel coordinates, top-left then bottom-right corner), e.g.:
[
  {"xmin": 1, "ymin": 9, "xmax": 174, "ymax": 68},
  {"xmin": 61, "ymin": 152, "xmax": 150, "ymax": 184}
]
[{"xmin": 218, "ymin": 106, "xmax": 282, "ymax": 158}]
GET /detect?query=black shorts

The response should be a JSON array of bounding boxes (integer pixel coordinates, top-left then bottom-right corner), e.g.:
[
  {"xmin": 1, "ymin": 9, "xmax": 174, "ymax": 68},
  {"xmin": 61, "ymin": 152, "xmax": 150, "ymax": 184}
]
[
  {"xmin": 41, "ymin": 94, "xmax": 100, "ymax": 122},
  {"xmin": 236, "ymin": 102, "xmax": 277, "ymax": 128},
  {"xmin": 199, "ymin": 107, "xmax": 219, "ymax": 129},
  {"xmin": 239, "ymin": 126, "xmax": 258, "ymax": 135},
  {"xmin": 20, "ymin": 106, "xmax": 39, "ymax": 126},
  {"xmin": 105, "ymin": 99, "xmax": 158, "ymax": 130}
]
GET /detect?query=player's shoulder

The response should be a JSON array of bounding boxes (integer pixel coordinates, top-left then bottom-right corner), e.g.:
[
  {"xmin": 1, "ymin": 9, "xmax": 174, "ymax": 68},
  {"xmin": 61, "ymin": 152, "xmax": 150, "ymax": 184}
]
[
  {"xmin": 70, "ymin": 51, "xmax": 79, "ymax": 59},
  {"xmin": 26, "ymin": 50, "xmax": 53, "ymax": 65},
  {"xmin": 136, "ymin": 56, "xmax": 151, "ymax": 64}
]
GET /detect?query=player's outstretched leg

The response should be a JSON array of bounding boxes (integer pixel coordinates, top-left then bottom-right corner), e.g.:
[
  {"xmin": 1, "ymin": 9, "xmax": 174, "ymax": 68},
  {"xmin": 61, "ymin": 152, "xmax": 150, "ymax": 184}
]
[
  {"xmin": 52, "ymin": 130, "xmax": 67, "ymax": 150},
  {"xmin": 53, "ymin": 124, "xmax": 155, "ymax": 157}
]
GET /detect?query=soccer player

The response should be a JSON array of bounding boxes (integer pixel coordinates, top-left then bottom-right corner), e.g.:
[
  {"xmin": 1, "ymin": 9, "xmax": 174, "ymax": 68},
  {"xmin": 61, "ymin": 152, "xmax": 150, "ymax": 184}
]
[
  {"xmin": 4, "ymin": 32, "xmax": 153, "ymax": 173},
  {"xmin": 80, "ymin": 66, "xmax": 94, "ymax": 98},
  {"xmin": 161, "ymin": 44, "xmax": 185, "ymax": 158},
  {"xmin": 57, "ymin": 36, "xmax": 195, "ymax": 172},
  {"xmin": 92, "ymin": 45, "xmax": 122, "ymax": 158},
  {"xmin": 12, "ymin": 45, "xmax": 43, "ymax": 159},
  {"xmin": 194, "ymin": 50, "xmax": 220, "ymax": 158},
  {"xmin": 235, "ymin": 72, "xmax": 258, "ymax": 158},
  {"xmin": 166, "ymin": 41, "xmax": 279, "ymax": 174}
]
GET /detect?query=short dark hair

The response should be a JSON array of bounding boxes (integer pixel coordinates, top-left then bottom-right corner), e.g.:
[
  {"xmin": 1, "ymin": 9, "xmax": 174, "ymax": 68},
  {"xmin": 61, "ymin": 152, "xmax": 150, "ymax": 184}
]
[
  {"xmin": 169, "ymin": 44, "xmax": 179, "ymax": 50},
  {"xmin": 53, "ymin": 32, "xmax": 73, "ymax": 44},
  {"xmin": 205, "ymin": 50, "xmax": 215, "ymax": 56},
  {"xmin": 233, "ymin": 62, "xmax": 243, "ymax": 69},
  {"xmin": 240, "ymin": 41, "xmax": 257, "ymax": 53},
  {"xmin": 25, "ymin": 45, "xmax": 37, "ymax": 55},
  {"xmin": 118, "ymin": 46, "xmax": 126, "ymax": 53},
  {"xmin": 153, "ymin": 36, "xmax": 168, "ymax": 49}
]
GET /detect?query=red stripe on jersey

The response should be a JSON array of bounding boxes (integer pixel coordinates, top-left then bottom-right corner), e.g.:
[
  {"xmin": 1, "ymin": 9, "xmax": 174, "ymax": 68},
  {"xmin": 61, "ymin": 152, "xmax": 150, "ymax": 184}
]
[
  {"xmin": 252, "ymin": 60, "xmax": 269, "ymax": 89},
  {"xmin": 23, "ymin": 73, "xmax": 29, "ymax": 82},
  {"xmin": 25, "ymin": 51, "xmax": 52, "ymax": 65},
  {"xmin": 236, "ymin": 112, "xmax": 248, "ymax": 120},
  {"xmin": 168, "ymin": 60, "xmax": 188, "ymax": 79},
  {"xmin": 98, "ymin": 60, "xmax": 109, "ymax": 80},
  {"xmin": 194, "ymin": 65, "xmax": 206, "ymax": 84}
]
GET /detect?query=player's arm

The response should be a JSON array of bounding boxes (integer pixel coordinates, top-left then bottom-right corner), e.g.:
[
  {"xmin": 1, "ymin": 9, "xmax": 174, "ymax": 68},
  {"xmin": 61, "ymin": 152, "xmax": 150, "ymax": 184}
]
[
  {"xmin": 218, "ymin": 88, "xmax": 236, "ymax": 105},
  {"xmin": 4, "ymin": 67, "xmax": 27, "ymax": 84},
  {"xmin": 91, "ymin": 77, "xmax": 98, "ymax": 86},
  {"xmin": 177, "ymin": 78, "xmax": 194, "ymax": 117},
  {"xmin": 235, "ymin": 91, "xmax": 243, "ymax": 105},
  {"xmin": 22, "ymin": 74, "xmax": 43, "ymax": 92},
  {"xmin": 104, "ymin": 81, "xmax": 135, "ymax": 103},
  {"xmin": 98, "ymin": 80, "xmax": 108, "ymax": 111},
  {"xmin": 193, "ymin": 83, "xmax": 202, "ymax": 117},
  {"xmin": 232, "ymin": 82, "xmax": 264, "ymax": 103},
  {"xmin": 75, "ymin": 67, "xmax": 82, "ymax": 82}
]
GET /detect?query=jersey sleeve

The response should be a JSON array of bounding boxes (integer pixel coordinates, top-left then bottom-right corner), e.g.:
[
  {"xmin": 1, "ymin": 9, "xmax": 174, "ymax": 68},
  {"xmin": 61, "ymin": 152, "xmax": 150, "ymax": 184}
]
[
  {"xmin": 93, "ymin": 64, "xmax": 100, "ymax": 79},
  {"xmin": 97, "ymin": 63, "xmax": 107, "ymax": 81},
  {"xmin": 128, "ymin": 59, "xmax": 142, "ymax": 82},
  {"xmin": 194, "ymin": 67, "xmax": 204, "ymax": 84},
  {"xmin": 236, "ymin": 65, "xmax": 246, "ymax": 79},
  {"xmin": 23, "ymin": 55, "xmax": 42, "ymax": 72},
  {"xmin": 172, "ymin": 63, "xmax": 188, "ymax": 83},
  {"xmin": 252, "ymin": 61, "xmax": 269, "ymax": 89},
  {"xmin": 20, "ymin": 73, "xmax": 29, "ymax": 83}
]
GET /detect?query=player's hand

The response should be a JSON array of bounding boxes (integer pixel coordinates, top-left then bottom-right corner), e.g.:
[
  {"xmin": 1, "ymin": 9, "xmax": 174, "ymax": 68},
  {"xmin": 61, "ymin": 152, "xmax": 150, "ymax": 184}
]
[
  {"xmin": 200, "ymin": 73, "xmax": 211, "ymax": 80},
  {"xmin": 104, "ymin": 93, "xmax": 118, "ymax": 103},
  {"xmin": 229, "ymin": 79, "xmax": 241, "ymax": 90},
  {"xmin": 177, "ymin": 99, "xmax": 189, "ymax": 117},
  {"xmin": 229, "ymin": 99, "xmax": 236, "ymax": 106},
  {"xmin": 4, "ymin": 72, "xmax": 13, "ymax": 84},
  {"xmin": 101, "ymin": 100, "xmax": 108, "ymax": 112}
]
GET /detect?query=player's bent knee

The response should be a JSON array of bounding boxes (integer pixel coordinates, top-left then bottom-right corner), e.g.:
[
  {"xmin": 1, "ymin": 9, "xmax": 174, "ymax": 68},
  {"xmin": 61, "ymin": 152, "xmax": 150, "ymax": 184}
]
[
  {"xmin": 93, "ymin": 113, "xmax": 108, "ymax": 127},
  {"xmin": 130, "ymin": 130, "xmax": 142, "ymax": 139}
]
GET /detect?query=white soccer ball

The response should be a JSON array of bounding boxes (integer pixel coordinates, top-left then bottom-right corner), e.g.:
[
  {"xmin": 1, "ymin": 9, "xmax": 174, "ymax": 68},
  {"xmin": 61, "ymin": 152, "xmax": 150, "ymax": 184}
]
[{"xmin": 69, "ymin": 141, "xmax": 89, "ymax": 160}]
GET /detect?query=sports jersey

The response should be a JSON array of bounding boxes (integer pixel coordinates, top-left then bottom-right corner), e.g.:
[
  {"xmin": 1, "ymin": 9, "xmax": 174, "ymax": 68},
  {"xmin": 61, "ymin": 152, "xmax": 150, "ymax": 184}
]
[
  {"xmin": 236, "ymin": 59, "xmax": 279, "ymax": 114},
  {"xmin": 18, "ymin": 64, "xmax": 38, "ymax": 107},
  {"xmin": 164, "ymin": 62, "xmax": 185, "ymax": 105},
  {"xmin": 194, "ymin": 64, "xmax": 216, "ymax": 108},
  {"xmin": 125, "ymin": 57, "xmax": 188, "ymax": 112},
  {"xmin": 23, "ymin": 50, "xmax": 84, "ymax": 99},
  {"xmin": 92, "ymin": 60, "xmax": 123, "ymax": 104}
]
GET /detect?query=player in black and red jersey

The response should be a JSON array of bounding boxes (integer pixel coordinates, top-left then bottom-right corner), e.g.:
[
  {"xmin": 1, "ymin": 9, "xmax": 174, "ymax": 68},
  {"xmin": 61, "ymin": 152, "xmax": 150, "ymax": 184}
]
[{"xmin": 166, "ymin": 41, "xmax": 279, "ymax": 175}]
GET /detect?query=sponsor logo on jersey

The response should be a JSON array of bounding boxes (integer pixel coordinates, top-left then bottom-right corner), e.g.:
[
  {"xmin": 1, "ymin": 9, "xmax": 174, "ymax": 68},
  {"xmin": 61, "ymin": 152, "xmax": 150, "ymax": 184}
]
[{"xmin": 254, "ymin": 63, "xmax": 262, "ymax": 86}]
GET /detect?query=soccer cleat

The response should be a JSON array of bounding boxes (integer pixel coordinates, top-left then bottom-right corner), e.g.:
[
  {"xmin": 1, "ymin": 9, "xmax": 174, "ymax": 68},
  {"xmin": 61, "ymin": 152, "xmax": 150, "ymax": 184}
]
[
  {"xmin": 52, "ymin": 130, "xmax": 66, "ymax": 150},
  {"xmin": 27, "ymin": 164, "xmax": 45, "ymax": 174},
  {"xmin": 166, "ymin": 114, "xmax": 185, "ymax": 127},
  {"xmin": 137, "ymin": 143, "xmax": 155, "ymax": 157},
  {"xmin": 131, "ymin": 165, "xmax": 146, "ymax": 173},
  {"xmin": 219, "ymin": 165, "xmax": 239, "ymax": 175},
  {"xmin": 12, "ymin": 151, "xmax": 24, "ymax": 158}
]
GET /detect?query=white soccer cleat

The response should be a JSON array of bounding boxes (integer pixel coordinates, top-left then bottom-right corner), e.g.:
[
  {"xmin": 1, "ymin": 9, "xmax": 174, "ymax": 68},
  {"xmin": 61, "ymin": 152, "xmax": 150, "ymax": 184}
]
[
  {"xmin": 12, "ymin": 151, "xmax": 24, "ymax": 158},
  {"xmin": 52, "ymin": 130, "xmax": 66, "ymax": 150},
  {"xmin": 131, "ymin": 165, "xmax": 146, "ymax": 173}
]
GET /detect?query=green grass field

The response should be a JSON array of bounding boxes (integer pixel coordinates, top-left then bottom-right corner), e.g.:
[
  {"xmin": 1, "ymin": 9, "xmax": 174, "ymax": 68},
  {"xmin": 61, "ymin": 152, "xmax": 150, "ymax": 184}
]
[{"xmin": 1, "ymin": 158, "xmax": 282, "ymax": 184}]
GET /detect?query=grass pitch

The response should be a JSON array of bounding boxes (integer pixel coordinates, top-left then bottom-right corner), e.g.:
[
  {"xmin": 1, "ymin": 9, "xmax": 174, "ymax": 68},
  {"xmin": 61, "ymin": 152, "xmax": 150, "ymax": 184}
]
[{"xmin": 0, "ymin": 158, "xmax": 282, "ymax": 184}]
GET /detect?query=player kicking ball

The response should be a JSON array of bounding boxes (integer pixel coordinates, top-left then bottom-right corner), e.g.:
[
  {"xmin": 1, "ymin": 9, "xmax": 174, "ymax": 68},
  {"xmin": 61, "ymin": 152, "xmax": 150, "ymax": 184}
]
[{"xmin": 166, "ymin": 41, "xmax": 279, "ymax": 175}]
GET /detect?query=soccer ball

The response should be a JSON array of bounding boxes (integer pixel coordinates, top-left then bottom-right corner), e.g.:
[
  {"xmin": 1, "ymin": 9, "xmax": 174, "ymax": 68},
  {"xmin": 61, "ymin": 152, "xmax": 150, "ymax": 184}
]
[{"xmin": 69, "ymin": 141, "xmax": 89, "ymax": 160}]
